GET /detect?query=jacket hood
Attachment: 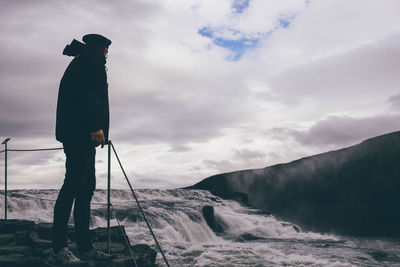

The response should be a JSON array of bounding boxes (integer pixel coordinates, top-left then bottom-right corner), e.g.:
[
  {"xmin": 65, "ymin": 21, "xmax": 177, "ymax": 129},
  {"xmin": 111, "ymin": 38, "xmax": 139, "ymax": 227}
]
[
  {"xmin": 63, "ymin": 39, "xmax": 106, "ymax": 65},
  {"xmin": 63, "ymin": 39, "xmax": 85, "ymax": 57}
]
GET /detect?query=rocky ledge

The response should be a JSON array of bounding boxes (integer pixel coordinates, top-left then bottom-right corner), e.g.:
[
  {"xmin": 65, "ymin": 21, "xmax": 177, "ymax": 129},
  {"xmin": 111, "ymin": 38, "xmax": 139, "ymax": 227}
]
[{"xmin": 0, "ymin": 219, "xmax": 157, "ymax": 267}]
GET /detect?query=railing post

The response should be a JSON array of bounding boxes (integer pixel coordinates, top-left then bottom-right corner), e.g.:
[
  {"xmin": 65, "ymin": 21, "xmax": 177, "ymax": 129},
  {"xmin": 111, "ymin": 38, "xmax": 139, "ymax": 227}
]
[
  {"xmin": 1, "ymin": 138, "xmax": 11, "ymax": 222},
  {"xmin": 107, "ymin": 140, "xmax": 111, "ymax": 254}
]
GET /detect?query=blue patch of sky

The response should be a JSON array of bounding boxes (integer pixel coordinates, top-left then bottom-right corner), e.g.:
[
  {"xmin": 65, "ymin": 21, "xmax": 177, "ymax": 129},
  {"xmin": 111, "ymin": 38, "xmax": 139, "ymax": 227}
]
[
  {"xmin": 278, "ymin": 13, "xmax": 298, "ymax": 28},
  {"xmin": 198, "ymin": 26, "xmax": 261, "ymax": 61},
  {"xmin": 232, "ymin": 0, "xmax": 250, "ymax": 14},
  {"xmin": 198, "ymin": 1, "xmax": 309, "ymax": 61},
  {"xmin": 216, "ymin": 37, "xmax": 259, "ymax": 61},
  {"xmin": 198, "ymin": 27, "xmax": 213, "ymax": 38},
  {"xmin": 279, "ymin": 18, "xmax": 291, "ymax": 28}
]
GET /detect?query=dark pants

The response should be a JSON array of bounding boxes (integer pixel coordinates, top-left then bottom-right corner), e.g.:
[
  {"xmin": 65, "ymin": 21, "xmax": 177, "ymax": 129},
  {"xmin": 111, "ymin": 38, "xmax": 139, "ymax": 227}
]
[{"xmin": 52, "ymin": 140, "xmax": 96, "ymax": 252}]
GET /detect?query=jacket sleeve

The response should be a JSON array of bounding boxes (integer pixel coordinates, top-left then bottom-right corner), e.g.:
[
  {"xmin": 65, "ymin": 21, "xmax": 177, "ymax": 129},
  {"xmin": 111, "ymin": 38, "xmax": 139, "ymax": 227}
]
[{"xmin": 83, "ymin": 62, "xmax": 106, "ymax": 133}]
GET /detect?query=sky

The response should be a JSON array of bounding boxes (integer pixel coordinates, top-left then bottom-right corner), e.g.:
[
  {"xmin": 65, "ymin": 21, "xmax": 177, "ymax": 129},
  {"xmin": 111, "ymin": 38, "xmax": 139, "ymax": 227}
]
[{"xmin": 1, "ymin": 0, "xmax": 400, "ymax": 190}]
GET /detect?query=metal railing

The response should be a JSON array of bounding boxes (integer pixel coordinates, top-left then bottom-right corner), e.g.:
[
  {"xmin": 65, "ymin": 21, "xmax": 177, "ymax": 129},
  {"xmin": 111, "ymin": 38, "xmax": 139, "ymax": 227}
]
[
  {"xmin": 0, "ymin": 138, "xmax": 170, "ymax": 266},
  {"xmin": 0, "ymin": 138, "xmax": 114, "ymax": 250}
]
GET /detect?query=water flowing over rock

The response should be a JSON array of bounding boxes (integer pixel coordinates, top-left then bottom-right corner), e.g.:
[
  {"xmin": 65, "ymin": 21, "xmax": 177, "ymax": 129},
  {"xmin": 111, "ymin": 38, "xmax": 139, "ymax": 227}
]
[{"xmin": 2, "ymin": 189, "xmax": 400, "ymax": 265}]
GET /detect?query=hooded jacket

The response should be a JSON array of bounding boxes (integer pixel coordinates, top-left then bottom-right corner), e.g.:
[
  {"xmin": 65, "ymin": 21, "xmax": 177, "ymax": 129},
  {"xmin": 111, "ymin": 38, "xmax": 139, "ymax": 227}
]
[{"xmin": 55, "ymin": 48, "xmax": 109, "ymax": 143}]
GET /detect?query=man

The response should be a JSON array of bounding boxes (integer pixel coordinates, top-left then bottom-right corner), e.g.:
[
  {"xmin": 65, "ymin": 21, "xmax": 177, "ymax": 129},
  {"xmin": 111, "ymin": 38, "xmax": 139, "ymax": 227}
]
[{"xmin": 50, "ymin": 34, "xmax": 112, "ymax": 264}]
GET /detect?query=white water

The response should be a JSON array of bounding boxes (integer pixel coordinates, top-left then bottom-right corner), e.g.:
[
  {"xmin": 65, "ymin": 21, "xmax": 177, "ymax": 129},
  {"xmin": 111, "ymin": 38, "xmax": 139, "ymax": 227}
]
[{"xmin": 1, "ymin": 189, "xmax": 400, "ymax": 266}]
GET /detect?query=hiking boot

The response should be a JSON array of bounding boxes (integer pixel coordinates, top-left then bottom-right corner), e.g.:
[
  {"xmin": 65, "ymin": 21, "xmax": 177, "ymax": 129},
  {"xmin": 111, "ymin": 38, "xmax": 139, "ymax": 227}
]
[
  {"xmin": 48, "ymin": 247, "xmax": 83, "ymax": 265},
  {"xmin": 77, "ymin": 247, "xmax": 115, "ymax": 261}
]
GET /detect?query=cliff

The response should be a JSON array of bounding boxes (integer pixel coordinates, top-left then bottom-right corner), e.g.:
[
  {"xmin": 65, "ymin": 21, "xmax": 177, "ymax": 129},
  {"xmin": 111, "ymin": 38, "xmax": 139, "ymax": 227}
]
[{"xmin": 188, "ymin": 131, "xmax": 400, "ymax": 237}]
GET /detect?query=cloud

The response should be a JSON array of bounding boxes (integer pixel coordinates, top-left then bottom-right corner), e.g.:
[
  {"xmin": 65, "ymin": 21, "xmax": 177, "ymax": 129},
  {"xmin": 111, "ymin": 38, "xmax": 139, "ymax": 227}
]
[
  {"xmin": 203, "ymin": 148, "xmax": 266, "ymax": 174},
  {"xmin": 109, "ymin": 81, "xmax": 253, "ymax": 148},
  {"xmin": 124, "ymin": 172, "xmax": 190, "ymax": 189},
  {"xmin": 233, "ymin": 148, "xmax": 265, "ymax": 161},
  {"xmin": 203, "ymin": 159, "xmax": 235, "ymax": 173},
  {"xmin": 2, "ymin": 0, "xmax": 400, "ymax": 189},
  {"xmin": 388, "ymin": 92, "xmax": 400, "ymax": 111},
  {"xmin": 0, "ymin": 91, "xmax": 56, "ymax": 139},
  {"xmin": 0, "ymin": 0, "xmax": 253, "ymax": 149},
  {"xmin": 243, "ymin": 0, "xmax": 400, "ymax": 79},
  {"xmin": 271, "ymin": 114, "xmax": 400, "ymax": 148},
  {"xmin": 168, "ymin": 144, "xmax": 192, "ymax": 153},
  {"xmin": 261, "ymin": 40, "xmax": 400, "ymax": 123}
]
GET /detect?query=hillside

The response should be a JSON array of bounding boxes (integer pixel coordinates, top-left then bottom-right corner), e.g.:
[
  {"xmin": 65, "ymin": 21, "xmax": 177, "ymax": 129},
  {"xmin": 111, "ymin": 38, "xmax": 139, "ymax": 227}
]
[{"xmin": 188, "ymin": 131, "xmax": 400, "ymax": 237}]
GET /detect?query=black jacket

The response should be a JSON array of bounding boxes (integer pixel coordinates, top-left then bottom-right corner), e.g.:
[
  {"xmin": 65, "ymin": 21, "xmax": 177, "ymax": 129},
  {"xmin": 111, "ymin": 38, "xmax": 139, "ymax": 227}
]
[{"xmin": 56, "ymin": 49, "xmax": 109, "ymax": 143}]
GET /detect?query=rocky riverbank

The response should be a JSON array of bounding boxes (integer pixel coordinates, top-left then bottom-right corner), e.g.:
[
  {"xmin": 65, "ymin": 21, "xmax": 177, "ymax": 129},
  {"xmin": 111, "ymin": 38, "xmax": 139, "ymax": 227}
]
[{"xmin": 0, "ymin": 219, "xmax": 157, "ymax": 266}]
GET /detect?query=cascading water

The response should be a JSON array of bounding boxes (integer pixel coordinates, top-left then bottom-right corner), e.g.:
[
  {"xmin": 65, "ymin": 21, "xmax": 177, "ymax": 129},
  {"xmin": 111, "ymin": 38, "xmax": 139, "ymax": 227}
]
[{"xmin": 1, "ymin": 189, "xmax": 400, "ymax": 266}]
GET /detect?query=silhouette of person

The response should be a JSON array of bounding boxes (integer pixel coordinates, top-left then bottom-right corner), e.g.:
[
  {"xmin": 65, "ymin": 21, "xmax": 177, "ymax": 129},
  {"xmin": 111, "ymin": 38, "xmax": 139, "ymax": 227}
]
[{"xmin": 50, "ymin": 34, "xmax": 112, "ymax": 264}]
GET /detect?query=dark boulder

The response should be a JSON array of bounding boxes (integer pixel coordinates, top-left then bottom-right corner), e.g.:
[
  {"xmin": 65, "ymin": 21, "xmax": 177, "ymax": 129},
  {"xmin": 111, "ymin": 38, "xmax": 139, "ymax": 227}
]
[{"xmin": 202, "ymin": 206, "xmax": 226, "ymax": 233}]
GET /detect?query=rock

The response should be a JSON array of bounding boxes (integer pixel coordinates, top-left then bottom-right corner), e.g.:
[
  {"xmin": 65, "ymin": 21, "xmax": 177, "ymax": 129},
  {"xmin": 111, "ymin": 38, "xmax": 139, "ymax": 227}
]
[
  {"xmin": 130, "ymin": 244, "xmax": 157, "ymax": 267},
  {"xmin": 0, "ymin": 245, "xmax": 32, "ymax": 256},
  {"xmin": 0, "ymin": 254, "xmax": 45, "ymax": 267},
  {"xmin": 94, "ymin": 242, "xmax": 127, "ymax": 254},
  {"xmin": 202, "ymin": 205, "xmax": 226, "ymax": 233},
  {"xmin": 26, "ymin": 229, "xmax": 39, "ymax": 244},
  {"xmin": 26, "ymin": 229, "xmax": 52, "ymax": 250},
  {"xmin": 36, "ymin": 223, "xmax": 53, "ymax": 241},
  {"xmin": 91, "ymin": 226, "xmax": 130, "ymax": 246},
  {"xmin": 281, "ymin": 222, "xmax": 301, "ymax": 233},
  {"xmin": 32, "ymin": 238, "xmax": 52, "ymax": 250},
  {"xmin": 14, "ymin": 230, "xmax": 28, "ymax": 246},
  {"xmin": 111, "ymin": 255, "xmax": 140, "ymax": 267},
  {"xmin": 42, "ymin": 248, "xmax": 53, "ymax": 257},
  {"xmin": 0, "ymin": 220, "xmax": 157, "ymax": 267},
  {"xmin": 111, "ymin": 250, "xmax": 157, "ymax": 267},
  {"xmin": 0, "ymin": 219, "xmax": 35, "ymax": 234},
  {"xmin": 0, "ymin": 233, "xmax": 16, "ymax": 246}
]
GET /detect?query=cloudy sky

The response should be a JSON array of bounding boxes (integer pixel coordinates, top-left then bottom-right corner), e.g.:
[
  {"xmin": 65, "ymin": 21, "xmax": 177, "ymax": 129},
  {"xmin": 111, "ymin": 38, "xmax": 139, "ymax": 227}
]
[{"xmin": 1, "ymin": 0, "xmax": 400, "ymax": 189}]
